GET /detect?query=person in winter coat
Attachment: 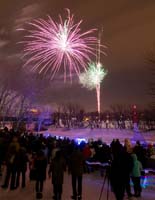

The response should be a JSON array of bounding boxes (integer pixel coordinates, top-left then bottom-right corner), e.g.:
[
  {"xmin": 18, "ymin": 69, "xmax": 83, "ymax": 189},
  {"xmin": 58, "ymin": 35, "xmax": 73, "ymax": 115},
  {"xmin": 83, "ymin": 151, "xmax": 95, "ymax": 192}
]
[
  {"xmin": 48, "ymin": 150, "xmax": 66, "ymax": 200},
  {"xmin": 133, "ymin": 140, "xmax": 146, "ymax": 168},
  {"xmin": 15, "ymin": 146, "xmax": 28, "ymax": 188},
  {"xmin": 34, "ymin": 150, "xmax": 47, "ymax": 199},
  {"xmin": 131, "ymin": 154, "xmax": 143, "ymax": 197},
  {"xmin": 82, "ymin": 144, "xmax": 91, "ymax": 173},
  {"xmin": 0, "ymin": 134, "xmax": 5, "ymax": 176},
  {"xmin": 69, "ymin": 146, "xmax": 84, "ymax": 200},
  {"xmin": 1, "ymin": 137, "xmax": 20, "ymax": 190},
  {"xmin": 29, "ymin": 152, "xmax": 37, "ymax": 181},
  {"xmin": 123, "ymin": 138, "xmax": 133, "ymax": 198},
  {"xmin": 110, "ymin": 144, "xmax": 127, "ymax": 200}
]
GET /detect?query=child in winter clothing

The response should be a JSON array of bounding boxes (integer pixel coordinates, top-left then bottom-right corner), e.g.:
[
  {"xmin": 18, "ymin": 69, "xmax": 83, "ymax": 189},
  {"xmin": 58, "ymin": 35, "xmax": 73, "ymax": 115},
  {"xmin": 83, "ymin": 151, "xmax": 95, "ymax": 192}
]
[{"xmin": 131, "ymin": 154, "xmax": 143, "ymax": 197}]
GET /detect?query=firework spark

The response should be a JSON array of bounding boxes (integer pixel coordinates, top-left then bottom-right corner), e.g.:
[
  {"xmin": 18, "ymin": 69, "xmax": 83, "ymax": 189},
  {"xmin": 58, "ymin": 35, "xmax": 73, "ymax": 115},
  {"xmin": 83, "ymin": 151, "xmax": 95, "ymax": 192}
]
[
  {"xmin": 19, "ymin": 9, "xmax": 99, "ymax": 81},
  {"xmin": 79, "ymin": 62, "xmax": 107, "ymax": 90},
  {"xmin": 79, "ymin": 62, "xmax": 107, "ymax": 113}
]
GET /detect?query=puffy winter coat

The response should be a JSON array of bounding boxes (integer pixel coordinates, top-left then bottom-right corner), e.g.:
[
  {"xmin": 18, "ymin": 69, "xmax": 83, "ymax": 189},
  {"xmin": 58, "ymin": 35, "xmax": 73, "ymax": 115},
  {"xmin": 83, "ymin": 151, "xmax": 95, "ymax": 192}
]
[{"xmin": 131, "ymin": 154, "xmax": 143, "ymax": 177}]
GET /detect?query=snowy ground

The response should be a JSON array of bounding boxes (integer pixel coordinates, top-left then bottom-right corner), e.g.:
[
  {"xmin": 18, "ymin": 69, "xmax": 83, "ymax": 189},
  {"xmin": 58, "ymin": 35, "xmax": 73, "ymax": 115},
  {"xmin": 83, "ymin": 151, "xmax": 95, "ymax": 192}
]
[
  {"xmin": 41, "ymin": 127, "xmax": 155, "ymax": 144},
  {"xmin": 0, "ymin": 170, "xmax": 155, "ymax": 200}
]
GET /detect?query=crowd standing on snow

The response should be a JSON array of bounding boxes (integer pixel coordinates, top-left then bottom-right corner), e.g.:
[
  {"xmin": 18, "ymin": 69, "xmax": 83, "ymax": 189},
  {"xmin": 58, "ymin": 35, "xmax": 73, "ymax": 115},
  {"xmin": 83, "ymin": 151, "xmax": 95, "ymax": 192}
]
[{"xmin": 0, "ymin": 127, "xmax": 155, "ymax": 200}]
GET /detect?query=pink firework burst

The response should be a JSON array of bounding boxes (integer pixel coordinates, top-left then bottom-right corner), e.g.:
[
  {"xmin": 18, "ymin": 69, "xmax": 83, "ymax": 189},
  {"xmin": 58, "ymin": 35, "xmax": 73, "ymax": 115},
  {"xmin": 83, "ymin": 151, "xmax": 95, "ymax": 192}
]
[{"xmin": 20, "ymin": 9, "xmax": 98, "ymax": 81}]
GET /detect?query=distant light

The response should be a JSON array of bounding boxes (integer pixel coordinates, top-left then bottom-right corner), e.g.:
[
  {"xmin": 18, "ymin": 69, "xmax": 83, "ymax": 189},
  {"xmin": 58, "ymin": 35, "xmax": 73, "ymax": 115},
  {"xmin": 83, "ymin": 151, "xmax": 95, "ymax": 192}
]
[
  {"xmin": 30, "ymin": 108, "xmax": 38, "ymax": 113},
  {"xmin": 43, "ymin": 132, "xmax": 50, "ymax": 138},
  {"xmin": 84, "ymin": 117, "xmax": 89, "ymax": 121},
  {"xmin": 75, "ymin": 138, "xmax": 87, "ymax": 145}
]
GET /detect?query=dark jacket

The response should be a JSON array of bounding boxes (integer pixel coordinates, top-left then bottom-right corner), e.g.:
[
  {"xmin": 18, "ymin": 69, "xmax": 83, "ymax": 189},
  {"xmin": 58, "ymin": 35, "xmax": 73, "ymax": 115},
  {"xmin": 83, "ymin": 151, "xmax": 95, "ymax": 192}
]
[
  {"xmin": 49, "ymin": 151, "xmax": 66, "ymax": 185},
  {"xmin": 16, "ymin": 147, "xmax": 28, "ymax": 171},
  {"xmin": 34, "ymin": 154, "xmax": 47, "ymax": 181},
  {"xmin": 69, "ymin": 148, "xmax": 84, "ymax": 176},
  {"xmin": 110, "ymin": 146, "xmax": 128, "ymax": 190}
]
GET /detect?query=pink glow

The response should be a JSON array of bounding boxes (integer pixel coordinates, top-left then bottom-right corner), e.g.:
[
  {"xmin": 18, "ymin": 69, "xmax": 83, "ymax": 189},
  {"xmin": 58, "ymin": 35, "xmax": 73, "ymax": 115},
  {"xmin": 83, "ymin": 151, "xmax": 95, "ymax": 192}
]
[{"xmin": 20, "ymin": 9, "xmax": 98, "ymax": 81}]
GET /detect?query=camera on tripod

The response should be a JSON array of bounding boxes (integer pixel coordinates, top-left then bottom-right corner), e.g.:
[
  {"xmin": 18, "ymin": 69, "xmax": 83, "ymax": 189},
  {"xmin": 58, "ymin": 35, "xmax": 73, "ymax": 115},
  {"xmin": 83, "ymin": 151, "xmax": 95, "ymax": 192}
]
[{"xmin": 85, "ymin": 159, "xmax": 112, "ymax": 200}]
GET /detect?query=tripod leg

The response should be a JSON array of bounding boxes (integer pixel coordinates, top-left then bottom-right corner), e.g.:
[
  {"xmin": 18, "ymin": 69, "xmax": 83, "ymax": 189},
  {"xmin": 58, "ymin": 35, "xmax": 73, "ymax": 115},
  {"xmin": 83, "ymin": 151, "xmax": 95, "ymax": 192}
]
[
  {"xmin": 99, "ymin": 173, "xmax": 107, "ymax": 200},
  {"xmin": 107, "ymin": 176, "xmax": 110, "ymax": 200}
]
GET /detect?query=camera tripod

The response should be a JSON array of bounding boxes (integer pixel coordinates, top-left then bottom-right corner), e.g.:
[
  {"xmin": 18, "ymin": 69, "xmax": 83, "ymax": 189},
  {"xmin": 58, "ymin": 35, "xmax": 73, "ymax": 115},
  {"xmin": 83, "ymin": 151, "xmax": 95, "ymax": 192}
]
[{"xmin": 98, "ymin": 165, "xmax": 111, "ymax": 200}]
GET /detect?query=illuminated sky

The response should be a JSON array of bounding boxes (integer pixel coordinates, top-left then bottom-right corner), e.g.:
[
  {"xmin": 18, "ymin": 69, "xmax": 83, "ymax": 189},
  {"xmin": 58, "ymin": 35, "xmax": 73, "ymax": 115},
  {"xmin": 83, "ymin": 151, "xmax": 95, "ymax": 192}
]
[{"xmin": 0, "ymin": 0, "xmax": 155, "ymax": 111}]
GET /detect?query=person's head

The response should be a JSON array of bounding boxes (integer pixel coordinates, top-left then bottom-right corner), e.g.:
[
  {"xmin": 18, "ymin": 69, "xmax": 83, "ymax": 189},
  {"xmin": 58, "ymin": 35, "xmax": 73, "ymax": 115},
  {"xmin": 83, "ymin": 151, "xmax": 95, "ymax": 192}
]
[
  {"xmin": 124, "ymin": 138, "xmax": 132, "ymax": 153},
  {"xmin": 136, "ymin": 140, "xmax": 141, "ymax": 146},
  {"xmin": 4, "ymin": 127, "xmax": 8, "ymax": 132},
  {"xmin": 131, "ymin": 153, "xmax": 137, "ymax": 161},
  {"xmin": 116, "ymin": 139, "xmax": 120, "ymax": 144},
  {"xmin": 12, "ymin": 136, "xmax": 18, "ymax": 143},
  {"xmin": 124, "ymin": 138, "xmax": 132, "ymax": 147}
]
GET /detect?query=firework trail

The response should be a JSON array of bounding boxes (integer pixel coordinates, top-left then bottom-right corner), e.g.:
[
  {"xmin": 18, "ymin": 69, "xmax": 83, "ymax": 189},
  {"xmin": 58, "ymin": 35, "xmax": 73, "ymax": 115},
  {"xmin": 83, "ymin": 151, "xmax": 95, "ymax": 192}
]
[
  {"xmin": 79, "ymin": 62, "xmax": 107, "ymax": 113},
  {"xmin": 19, "ymin": 9, "xmax": 99, "ymax": 81}
]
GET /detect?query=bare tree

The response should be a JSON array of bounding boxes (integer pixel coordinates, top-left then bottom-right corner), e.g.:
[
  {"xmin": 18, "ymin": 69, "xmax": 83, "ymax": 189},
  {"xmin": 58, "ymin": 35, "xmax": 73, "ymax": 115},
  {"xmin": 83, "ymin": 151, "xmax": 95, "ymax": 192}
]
[
  {"xmin": 61, "ymin": 102, "xmax": 83, "ymax": 116},
  {"xmin": 110, "ymin": 104, "xmax": 130, "ymax": 113}
]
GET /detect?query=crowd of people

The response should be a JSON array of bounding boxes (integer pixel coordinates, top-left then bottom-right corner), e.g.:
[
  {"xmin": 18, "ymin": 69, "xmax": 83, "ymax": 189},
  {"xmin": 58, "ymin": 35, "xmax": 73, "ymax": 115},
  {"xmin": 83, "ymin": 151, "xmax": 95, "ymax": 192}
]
[{"xmin": 0, "ymin": 127, "xmax": 155, "ymax": 200}]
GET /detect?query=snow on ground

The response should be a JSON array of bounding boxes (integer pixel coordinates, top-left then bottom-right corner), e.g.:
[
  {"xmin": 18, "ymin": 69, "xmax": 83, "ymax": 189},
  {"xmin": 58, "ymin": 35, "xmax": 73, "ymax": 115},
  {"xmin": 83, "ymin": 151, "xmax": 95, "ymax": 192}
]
[
  {"xmin": 41, "ymin": 128, "xmax": 155, "ymax": 144},
  {"xmin": 0, "ymin": 170, "xmax": 155, "ymax": 200}
]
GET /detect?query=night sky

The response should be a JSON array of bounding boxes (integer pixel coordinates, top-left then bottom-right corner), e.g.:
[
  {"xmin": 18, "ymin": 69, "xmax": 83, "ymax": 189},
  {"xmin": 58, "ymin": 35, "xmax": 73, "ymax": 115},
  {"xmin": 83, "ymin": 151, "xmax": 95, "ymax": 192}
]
[{"xmin": 0, "ymin": 0, "xmax": 155, "ymax": 111}]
